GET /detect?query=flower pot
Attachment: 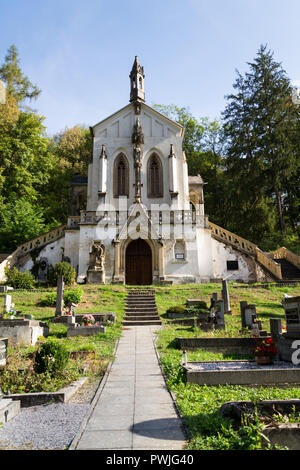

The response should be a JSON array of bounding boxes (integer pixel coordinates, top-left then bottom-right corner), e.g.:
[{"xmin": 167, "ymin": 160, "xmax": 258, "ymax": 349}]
[{"xmin": 255, "ymin": 355, "xmax": 273, "ymax": 365}]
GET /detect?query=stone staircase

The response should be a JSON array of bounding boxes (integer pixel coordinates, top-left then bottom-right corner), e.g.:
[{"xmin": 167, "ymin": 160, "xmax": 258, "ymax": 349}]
[{"xmin": 122, "ymin": 289, "xmax": 162, "ymax": 326}]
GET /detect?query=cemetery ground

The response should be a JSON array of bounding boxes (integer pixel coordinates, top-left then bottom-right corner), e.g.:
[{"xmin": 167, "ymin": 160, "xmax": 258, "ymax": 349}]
[{"xmin": 1, "ymin": 282, "xmax": 300, "ymax": 450}]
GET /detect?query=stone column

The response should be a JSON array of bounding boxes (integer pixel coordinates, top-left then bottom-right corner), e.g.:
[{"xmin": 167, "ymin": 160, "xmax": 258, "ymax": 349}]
[
  {"xmin": 99, "ymin": 145, "xmax": 107, "ymax": 195},
  {"xmin": 222, "ymin": 280, "xmax": 231, "ymax": 314},
  {"xmin": 168, "ymin": 144, "xmax": 178, "ymax": 195},
  {"xmin": 240, "ymin": 301, "xmax": 248, "ymax": 329},
  {"xmin": 55, "ymin": 276, "xmax": 64, "ymax": 317},
  {"xmin": 113, "ymin": 240, "xmax": 121, "ymax": 282}
]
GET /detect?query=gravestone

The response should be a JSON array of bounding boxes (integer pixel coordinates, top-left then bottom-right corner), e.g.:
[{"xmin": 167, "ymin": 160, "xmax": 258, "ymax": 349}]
[
  {"xmin": 0, "ymin": 338, "xmax": 7, "ymax": 367},
  {"xmin": 240, "ymin": 301, "xmax": 248, "ymax": 329},
  {"xmin": 55, "ymin": 275, "xmax": 64, "ymax": 317},
  {"xmin": 3, "ymin": 295, "xmax": 12, "ymax": 313},
  {"xmin": 215, "ymin": 300, "xmax": 225, "ymax": 330},
  {"xmin": 270, "ymin": 318, "xmax": 282, "ymax": 339},
  {"xmin": 244, "ymin": 304, "xmax": 257, "ymax": 328},
  {"xmin": 277, "ymin": 296, "xmax": 300, "ymax": 362},
  {"xmin": 221, "ymin": 280, "xmax": 231, "ymax": 314}
]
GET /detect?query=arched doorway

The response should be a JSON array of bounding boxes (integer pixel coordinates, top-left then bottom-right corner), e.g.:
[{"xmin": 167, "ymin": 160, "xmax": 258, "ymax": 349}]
[{"xmin": 125, "ymin": 239, "xmax": 152, "ymax": 285}]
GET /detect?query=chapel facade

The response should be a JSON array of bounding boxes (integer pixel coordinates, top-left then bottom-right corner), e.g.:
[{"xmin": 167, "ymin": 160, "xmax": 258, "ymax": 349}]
[{"xmin": 6, "ymin": 57, "xmax": 282, "ymax": 285}]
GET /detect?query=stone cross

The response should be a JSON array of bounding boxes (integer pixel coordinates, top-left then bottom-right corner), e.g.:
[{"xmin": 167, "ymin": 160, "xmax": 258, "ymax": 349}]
[
  {"xmin": 55, "ymin": 275, "xmax": 64, "ymax": 317},
  {"xmin": 221, "ymin": 280, "xmax": 231, "ymax": 314}
]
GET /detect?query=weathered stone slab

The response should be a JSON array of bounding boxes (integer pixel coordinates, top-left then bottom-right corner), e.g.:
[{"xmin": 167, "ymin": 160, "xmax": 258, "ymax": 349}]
[
  {"xmin": 67, "ymin": 325, "xmax": 106, "ymax": 337},
  {"xmin": 184, "ymin": 360, "xmax": 300, "ymax": 386},
  {"xmin": 0, "ymin": 320, "xmax": 49, "ymax": 346},
  {"xmin": 177, "ymin": 337, "xmax": 259, "ymax": 354},
  {"xmin": 0, "ymin": 337, "xmax": 8, "ymax": 367}
]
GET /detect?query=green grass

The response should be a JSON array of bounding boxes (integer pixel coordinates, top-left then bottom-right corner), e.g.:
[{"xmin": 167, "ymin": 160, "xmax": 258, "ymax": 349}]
[
  {"xmin": 1, "ymin": 281, "xmax": 300, "ymax": 449},
  {"xmin": 153, "ymin": 282, "xmax": 300, "ymax": 450}
]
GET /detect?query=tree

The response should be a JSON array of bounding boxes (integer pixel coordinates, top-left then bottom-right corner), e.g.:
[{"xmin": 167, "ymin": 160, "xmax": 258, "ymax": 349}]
[
  {"xmin": 222, "ymin": 45, "xmax": 299, "ymax": 240},
  {"xmin": 0, "ymin": 45, "xmax": 40, "ymax": 105}
]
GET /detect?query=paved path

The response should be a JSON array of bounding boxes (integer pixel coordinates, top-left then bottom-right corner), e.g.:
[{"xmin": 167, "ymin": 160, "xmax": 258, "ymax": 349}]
[{"xmin": 72, "ymin": 326, "xmax": 186, "ymax": 450}]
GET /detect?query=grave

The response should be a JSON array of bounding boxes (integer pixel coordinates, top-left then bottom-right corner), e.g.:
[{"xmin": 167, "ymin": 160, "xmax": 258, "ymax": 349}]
[
  {"xmin": 55, "ymin": 275, "xmax": 64, "ymax": 317},
  {"xmin": 0, "ymin": 319, "xmax": 49, "ymax": 346},
  {"xmin": 0, "ymin": 337, "xmax": 8, "ymax": 367},
  {"xmin": 67, "ymin": 324, "xmax": 106, "ymax": 337},
  {"xmin": 183, "ymin": 360, "xmax": 300, "ymax": 386},
  {"xmin": 0, "ymin": 387, "xmax": 21, "ymax": 424},
  {"xmin": 176, "ymin": 337, "xmax": 260, "ymax": 355},
  {"xmin": 277, "ymin": 296, "xmax": 300, "ymax": 362},
  {"xmin": 221, "ymin": 280, "xmax": 232, "ymax": 314}
]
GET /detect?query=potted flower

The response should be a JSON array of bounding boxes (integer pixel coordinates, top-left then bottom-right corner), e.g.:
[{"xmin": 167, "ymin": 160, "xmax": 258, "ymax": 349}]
[
  {"xmin": 81, "ymin": 314, "xmax": 95, "ymax": 326},
  {"xmin": 253, "ymin": 338, "xmax": 278, "ymax": 365}
]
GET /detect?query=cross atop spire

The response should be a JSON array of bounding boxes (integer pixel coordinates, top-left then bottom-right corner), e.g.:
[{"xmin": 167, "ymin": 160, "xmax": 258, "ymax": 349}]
[{"xmin": 129, "ymin": 56, "xmax": 145, "ymax": 106}]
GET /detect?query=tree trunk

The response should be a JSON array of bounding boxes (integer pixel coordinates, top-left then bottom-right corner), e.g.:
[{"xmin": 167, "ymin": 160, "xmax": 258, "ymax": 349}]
[{"xmin": 276, "ymin": 189, "xmax": 286, "ymax": 237}]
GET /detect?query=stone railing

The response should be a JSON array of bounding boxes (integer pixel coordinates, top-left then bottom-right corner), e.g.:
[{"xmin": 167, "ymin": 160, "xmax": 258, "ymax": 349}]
[
  {"xmin": 255, "ymin": 247, "xmax": 282, "ymax": 280},
  {"xmin": 0, "ymin": 225, "xmax": 67, "ymax": 282},
  {"xmin": 208, "ymin": 221, "xmax": 257, "ymax": 255},
  {"xmin": 18, "ymin": 225, "xmax": 66, "ymax": 256},
  {"xmin": 208, "ymin": 221, "xmax": 282, "ymax": 280},
  {"xmin": 269, "ymin": 247, "xmax": 300, "ymax": 270}
]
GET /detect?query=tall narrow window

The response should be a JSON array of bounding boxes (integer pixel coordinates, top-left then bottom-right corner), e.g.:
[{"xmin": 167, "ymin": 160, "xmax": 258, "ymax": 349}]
[
  {"xmin": 114, "ymin": 154, "xmax": 129, "ymax": 197},
  {"xmin": 147, "ymin": 154, "xmax": 163, "ymax": 198}
]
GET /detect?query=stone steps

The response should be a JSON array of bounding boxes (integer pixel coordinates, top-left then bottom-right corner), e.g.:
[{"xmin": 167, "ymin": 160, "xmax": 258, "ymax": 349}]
[{"xmin": 123, "ymin": 291, "xmax": 161, "ymax": 326}]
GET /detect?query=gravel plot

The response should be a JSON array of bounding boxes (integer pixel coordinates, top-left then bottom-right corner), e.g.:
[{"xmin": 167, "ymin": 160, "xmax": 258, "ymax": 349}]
[{"xmin": 0, "ymin": 377, "xmax": 100, "ymax": 450}]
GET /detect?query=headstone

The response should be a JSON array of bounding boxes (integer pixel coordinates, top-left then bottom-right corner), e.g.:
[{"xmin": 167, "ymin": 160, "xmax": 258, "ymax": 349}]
[
  {"xmin": 55, "ymin": 275, "xmax": 64, "ymax": 317},
  {"xmin": 240, "ymin": 301, "xmax": 248, "ymax": 329},
  {"xmin": 221, "ymin": 280, "xmax": 231, "ymax": 314},
  {"xmin": 3, "ymin": 295, "xmax": 12, "ymax": 313},
  {"xmin": 282, "ymin": 296, "xmax": 300, "ymax": 335},
  {"xmin": 215, "ymin": 300, "xmax": 225, "ymax": 329},
  {"xmin": 270, "ymin": 318, "xmax": 282, "ymax": 338},
  {"xmin": 244, "ymin": 304, "xmax": 257, "ymax": 328},
  {"xmin": 0, "ymin": 338, "xmax": 7, "ymax": 367}
]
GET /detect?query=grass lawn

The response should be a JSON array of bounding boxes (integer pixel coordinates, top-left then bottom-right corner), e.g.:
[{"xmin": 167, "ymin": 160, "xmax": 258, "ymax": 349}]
[
  {"xmin": 154, "ymin": 282, "xmax": 300, "ymax": 450},
  {"xmin": 1, "ymin": 281, "xmax": 300, "ymax": 449}
]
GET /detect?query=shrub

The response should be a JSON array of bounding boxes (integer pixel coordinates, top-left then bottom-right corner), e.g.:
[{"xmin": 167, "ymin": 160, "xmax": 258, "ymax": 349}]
[
  {"xmin": 34, "ymin": 338, "xmax": 69, "ymax": 376},
  {"xmin": 40, "ymin": 292, "xmax": 57, "ymax": 306},
  {"xmin": 166, "ymin": 305, "xmax": 186, "ymax": 315},
  {"xmin": 48, "ymin": 262, "xmax": 75, "ymax": 286},
  {"xmin": 64, "ymin": 288, "xmax": 83, "ymax": 305},
  {"xmin": 4, "ymin": 267, "xmax": 35, "ymax": 289}
]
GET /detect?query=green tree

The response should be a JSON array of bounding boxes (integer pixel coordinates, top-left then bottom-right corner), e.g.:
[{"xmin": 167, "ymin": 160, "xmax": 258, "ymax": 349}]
[
  {"xmin": 0, "ymin": 45, "xmax": 40, "ymax": 105},
  {"xmin": 222, "ymin": 45, "xmax": 299, "ymax": 240}
]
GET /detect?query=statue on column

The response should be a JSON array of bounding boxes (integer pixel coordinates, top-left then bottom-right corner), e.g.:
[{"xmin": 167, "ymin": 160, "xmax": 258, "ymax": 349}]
[
  {"xmin": 132, "ymin": 118, "xmax": 144, "ymax": 203},
  {"xmin": 87, "ymin": 241, "xmax": 105, "ymax": 284}
]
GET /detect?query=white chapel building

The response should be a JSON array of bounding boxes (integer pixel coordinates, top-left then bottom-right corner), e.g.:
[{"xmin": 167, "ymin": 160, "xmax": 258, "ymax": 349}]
[{"xmin": 3, "ymin": 57, "xmax": 284, "ymax": 285}]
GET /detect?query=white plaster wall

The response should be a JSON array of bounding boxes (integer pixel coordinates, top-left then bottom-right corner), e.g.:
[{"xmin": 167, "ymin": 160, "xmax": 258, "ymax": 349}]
[
  {"xmin": 211, "ymin": 238, "xmax": 256, "ymax": 281},
  {"xmin": 64, "ymin": 231, "xmax": 80, "ymax": 271},
  {"xmin": 19, "ymin": 237, "xmax": 65, "ymax": 273}
]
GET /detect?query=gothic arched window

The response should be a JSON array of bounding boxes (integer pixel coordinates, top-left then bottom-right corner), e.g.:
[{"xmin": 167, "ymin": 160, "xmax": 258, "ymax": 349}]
[
  {"xmin": 147, "ymin": 154, "xmax": 163, "ymax": 198},
  {"xmin": 114, "ymin": 154, "xmax": 129, "ymax": 197}
]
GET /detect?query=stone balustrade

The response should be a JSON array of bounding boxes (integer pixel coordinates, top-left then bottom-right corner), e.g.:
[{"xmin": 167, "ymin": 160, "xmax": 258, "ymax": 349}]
[
  {"xmin": 269, "ymin": 247, "xmax": 300, "ymax": 271},
  {"xmin": 208, "ymin": 221, "xmax": 283, "ymax": 280}
]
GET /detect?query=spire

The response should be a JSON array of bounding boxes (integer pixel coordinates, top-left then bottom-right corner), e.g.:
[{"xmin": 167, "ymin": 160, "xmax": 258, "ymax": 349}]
[{"xmin": 129, "ymin": 56, "xmax": 145, "ymax": 109}]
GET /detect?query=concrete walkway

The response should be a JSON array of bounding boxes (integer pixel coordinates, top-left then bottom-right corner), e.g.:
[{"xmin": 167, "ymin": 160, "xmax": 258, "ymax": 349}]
[{"xmin": 72, "ymin": 326, "xmax": 186, "ymax": 450}]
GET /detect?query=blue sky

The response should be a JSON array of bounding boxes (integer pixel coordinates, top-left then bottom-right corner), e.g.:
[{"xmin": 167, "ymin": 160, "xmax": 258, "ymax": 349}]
[{"xmin": 1, "ymin": 0, "xmax": 300, "ymax": 136}]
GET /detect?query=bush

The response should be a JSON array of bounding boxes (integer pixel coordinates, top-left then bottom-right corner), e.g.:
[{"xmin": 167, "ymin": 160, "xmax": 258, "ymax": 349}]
[
  {"xmin": 48, "ymin": 262, "xmax": 75, "ymax": 286},
  {"xmin": 166, "ymin": 305, "xmax": 186, "ymax": 315},
  {"xmin": 64, "ymin": 288, "xmax": 83, "ymax": 305},
  {"xmin": 40, "ymin": 292, "xmax": 57, "ymax": 306},
  {"xmin": 4, "ymin": 267, "xmax": 35, "ymax": 289},
  {"xmin": 34, "ymin": 338, "xmax": 69, "ymax": 376}
]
